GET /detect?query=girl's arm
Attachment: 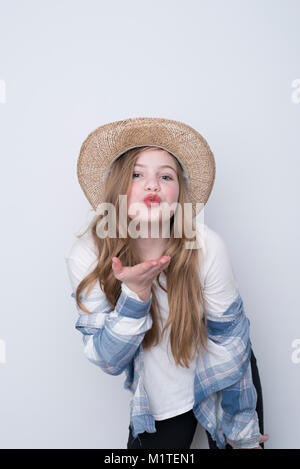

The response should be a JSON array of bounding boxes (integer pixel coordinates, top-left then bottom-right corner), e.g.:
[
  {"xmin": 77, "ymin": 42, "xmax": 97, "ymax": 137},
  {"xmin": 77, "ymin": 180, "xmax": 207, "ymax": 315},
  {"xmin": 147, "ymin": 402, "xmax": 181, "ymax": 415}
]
[{"xmin": 65, "ymin": 247, "xmax": 153, "ymax": 376}]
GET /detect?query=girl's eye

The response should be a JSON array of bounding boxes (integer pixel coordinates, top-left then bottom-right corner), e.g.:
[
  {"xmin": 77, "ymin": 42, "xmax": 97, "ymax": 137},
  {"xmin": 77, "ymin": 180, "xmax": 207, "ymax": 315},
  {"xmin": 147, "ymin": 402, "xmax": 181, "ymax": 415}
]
[{"xmin": 132, "ymin": 173, "xmax": 173, "ymax": 181}]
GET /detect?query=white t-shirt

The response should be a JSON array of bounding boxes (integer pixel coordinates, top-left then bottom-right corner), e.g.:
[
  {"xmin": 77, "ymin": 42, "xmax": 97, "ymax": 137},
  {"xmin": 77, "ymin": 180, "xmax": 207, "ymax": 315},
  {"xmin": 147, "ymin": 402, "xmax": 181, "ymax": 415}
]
[{"xmin": 65, "ymin": 222, "xmax": 239, "ymax": 421}]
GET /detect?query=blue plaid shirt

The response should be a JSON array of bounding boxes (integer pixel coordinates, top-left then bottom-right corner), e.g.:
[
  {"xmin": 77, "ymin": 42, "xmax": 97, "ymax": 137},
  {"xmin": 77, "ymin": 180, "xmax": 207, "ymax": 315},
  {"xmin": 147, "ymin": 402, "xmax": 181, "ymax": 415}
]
[{"xmin": 71, "ymin": 285, "xmax": 262, "ymax": 449}]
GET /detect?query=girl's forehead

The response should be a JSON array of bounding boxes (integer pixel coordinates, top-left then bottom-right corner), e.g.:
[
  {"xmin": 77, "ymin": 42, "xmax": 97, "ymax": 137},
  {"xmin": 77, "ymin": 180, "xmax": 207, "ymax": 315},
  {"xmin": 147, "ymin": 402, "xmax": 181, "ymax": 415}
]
[{"xmin": 135, "ymin": 149, "xmax": 177, "ymax": 166}]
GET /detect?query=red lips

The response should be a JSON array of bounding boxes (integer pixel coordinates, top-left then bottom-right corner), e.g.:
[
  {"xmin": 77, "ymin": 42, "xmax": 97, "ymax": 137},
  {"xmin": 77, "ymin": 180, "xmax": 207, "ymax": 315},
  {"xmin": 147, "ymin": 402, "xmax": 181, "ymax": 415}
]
[{"xmin": 144, "ymin": 194, "xmax": 161, "ymax": 204}]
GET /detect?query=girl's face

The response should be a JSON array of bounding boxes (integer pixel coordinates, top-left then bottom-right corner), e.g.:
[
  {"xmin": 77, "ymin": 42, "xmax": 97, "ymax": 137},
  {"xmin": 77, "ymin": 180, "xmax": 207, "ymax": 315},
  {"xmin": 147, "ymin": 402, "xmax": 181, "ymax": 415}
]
[{"xmin": 127, "ymin": 149, "xmax": 180, "ymax": 229}]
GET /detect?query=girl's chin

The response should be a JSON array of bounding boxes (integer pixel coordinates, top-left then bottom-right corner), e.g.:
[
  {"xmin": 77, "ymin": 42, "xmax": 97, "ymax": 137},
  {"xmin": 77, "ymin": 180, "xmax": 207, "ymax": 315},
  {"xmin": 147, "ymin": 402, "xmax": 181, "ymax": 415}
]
[
  {"xmin": 128, "ymin": 212, "xmax": 173, "ymax": 221},
  {"xmin": 128, "ymin": 206, "xmax": 174, "ymax": 223}
]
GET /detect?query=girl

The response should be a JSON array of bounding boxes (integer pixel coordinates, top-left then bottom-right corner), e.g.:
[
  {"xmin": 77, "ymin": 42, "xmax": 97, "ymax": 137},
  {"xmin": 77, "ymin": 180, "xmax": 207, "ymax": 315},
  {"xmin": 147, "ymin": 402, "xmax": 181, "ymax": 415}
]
[{"xmin": 65, "ymin": 117, "xmax": 268, "ymax": 449}]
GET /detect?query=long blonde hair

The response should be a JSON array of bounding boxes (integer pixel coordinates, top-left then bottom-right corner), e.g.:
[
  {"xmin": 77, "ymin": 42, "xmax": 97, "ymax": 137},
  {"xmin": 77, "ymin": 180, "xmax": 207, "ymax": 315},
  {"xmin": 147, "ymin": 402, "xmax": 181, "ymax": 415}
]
[{"xmin": 74, "ymin": 146, "xmax": 208, "ymax": 368}]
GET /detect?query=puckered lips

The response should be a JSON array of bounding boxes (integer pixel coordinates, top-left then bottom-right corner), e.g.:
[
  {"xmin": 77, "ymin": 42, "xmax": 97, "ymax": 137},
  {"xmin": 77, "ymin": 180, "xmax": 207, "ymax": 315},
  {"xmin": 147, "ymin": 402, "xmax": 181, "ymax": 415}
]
[{"xmin": 143, "ymin": 194, "xmax": 161, "ymax": 206}]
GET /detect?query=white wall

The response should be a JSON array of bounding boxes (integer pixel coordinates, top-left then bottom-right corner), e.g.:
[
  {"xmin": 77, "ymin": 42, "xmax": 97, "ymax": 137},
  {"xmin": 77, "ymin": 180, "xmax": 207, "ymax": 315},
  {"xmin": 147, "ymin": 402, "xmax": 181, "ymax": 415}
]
[{"xmin": 0, "ymin": 0, "xmax": 299, "ymax": 449}]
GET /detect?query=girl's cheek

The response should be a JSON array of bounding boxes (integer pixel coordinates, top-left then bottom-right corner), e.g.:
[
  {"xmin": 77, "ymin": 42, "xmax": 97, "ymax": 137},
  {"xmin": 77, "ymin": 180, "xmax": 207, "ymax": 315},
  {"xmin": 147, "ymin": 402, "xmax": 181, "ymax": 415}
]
[
  {"xmin": 127, "ymin": 184, "xmax": 139, "ymax": 205},
  {"xmin": 166, "ymin": 184, "xmax": 179, "ymax": 202}
]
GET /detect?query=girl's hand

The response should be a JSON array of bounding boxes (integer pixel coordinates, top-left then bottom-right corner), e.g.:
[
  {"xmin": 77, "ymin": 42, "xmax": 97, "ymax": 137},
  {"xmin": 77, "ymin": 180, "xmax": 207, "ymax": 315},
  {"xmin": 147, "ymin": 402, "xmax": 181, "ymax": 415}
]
[
  {"xmin": 227, "ymin": 433, "xmax": 269, "ymax": 449},
  {"xmin": 111, "ymin": 256, "xmax": 171, "ymax": 301}
]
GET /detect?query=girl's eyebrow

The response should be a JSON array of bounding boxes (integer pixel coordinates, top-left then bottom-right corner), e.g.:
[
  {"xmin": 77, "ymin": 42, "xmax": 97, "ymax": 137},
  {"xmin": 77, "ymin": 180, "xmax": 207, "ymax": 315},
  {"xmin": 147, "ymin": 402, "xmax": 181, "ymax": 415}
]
[{"xmin": 134, "ymin": 163, "xmax": 177, "ymax": 174}]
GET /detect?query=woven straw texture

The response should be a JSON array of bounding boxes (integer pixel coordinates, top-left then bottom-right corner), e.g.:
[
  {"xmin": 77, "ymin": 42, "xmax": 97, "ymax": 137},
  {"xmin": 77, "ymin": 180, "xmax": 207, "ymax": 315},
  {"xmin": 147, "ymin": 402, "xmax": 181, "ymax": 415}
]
[{"xmin": 77, "ymin": 117, "xmax": 216, "ymax": 215}]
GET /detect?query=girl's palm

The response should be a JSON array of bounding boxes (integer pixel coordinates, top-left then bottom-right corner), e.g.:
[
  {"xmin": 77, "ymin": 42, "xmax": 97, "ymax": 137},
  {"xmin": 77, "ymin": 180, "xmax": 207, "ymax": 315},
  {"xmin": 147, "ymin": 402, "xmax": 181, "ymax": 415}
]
[{"xmin": 111, "ymin": 256, "xmax": 171, "ymax": 291}]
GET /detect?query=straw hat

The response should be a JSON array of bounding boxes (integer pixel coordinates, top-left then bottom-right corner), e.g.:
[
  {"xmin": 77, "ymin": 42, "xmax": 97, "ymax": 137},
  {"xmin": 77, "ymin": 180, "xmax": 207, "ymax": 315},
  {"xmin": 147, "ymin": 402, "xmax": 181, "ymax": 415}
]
[{"xmin": 77, "ymin": 117, "xmax": 216, "ymax": 216}]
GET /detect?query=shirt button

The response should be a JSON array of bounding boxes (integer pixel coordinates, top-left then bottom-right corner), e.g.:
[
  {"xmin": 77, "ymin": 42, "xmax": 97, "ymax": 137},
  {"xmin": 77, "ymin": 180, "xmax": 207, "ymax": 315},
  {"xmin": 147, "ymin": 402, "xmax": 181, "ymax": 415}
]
[{"xmin": 207, "ymin": 423, "xmax": 212, "ymax": 428}]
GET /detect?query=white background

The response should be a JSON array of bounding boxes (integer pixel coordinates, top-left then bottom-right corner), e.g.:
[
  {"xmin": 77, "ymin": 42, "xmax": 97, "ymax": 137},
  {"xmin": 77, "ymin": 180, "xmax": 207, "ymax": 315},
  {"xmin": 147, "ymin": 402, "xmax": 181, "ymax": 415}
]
[{"xmin": 0, "ymin": 0, "xmax": 299, "ymax": 449}]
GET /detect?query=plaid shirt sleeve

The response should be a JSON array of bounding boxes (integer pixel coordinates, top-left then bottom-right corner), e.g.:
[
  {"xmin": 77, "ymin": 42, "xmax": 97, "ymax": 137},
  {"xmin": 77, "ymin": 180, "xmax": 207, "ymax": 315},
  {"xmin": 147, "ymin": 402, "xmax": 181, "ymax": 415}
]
[
  {"xmin": 65, "ymin": 255, "xmax": 153, "ymax": 376},
  {"xmin": 202, "ymin": 228, "xmax": 262, "ymax": 449},
  {"xmin": 206, "ymin": 306, "xmax": 262, "ymax": 448}
]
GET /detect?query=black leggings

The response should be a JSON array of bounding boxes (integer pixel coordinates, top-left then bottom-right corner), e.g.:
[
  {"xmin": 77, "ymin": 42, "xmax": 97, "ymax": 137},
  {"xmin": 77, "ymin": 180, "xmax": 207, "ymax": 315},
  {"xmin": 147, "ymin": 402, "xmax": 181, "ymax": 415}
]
[{"xmin": 126, "ymin": 348, "xmax": 264, "ymax": 449}]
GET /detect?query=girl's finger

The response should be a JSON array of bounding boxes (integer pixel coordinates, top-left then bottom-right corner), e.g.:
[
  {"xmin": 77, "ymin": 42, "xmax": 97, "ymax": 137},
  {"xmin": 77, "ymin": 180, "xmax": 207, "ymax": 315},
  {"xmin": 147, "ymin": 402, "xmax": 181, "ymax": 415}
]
[
  {"xmin": 148, "ymin": 259, "xmax": 169, "ymax": 269},
  {"xmin": 137, "ymin": 262, "xmax": 162, "ymax": 276},
  {"xmin": 142, "ymin": 260, "xmax": 160, "ymax": 270},
  {"xmin": 112, "ymin": 257, "xmax": 121, "ymax": 271},
  {"xmin": 259, "ymin": 434, "xmax": 269, "ymax": 443}
]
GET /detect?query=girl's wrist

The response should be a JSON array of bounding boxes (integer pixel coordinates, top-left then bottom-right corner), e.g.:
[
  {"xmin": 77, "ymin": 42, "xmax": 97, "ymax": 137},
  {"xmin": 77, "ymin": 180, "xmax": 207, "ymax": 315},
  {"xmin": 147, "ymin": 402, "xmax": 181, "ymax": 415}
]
[{"xmin": 124, "ymin": 284, "xmax": 151, "ymax": 302}]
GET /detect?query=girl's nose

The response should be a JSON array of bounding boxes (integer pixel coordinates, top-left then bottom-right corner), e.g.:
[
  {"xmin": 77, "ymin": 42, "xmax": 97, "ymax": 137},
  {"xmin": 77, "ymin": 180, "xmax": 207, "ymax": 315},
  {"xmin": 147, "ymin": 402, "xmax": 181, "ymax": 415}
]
[{"xmin": 145, "ymin": 177, "xmax": 160, "ymax": 191}]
